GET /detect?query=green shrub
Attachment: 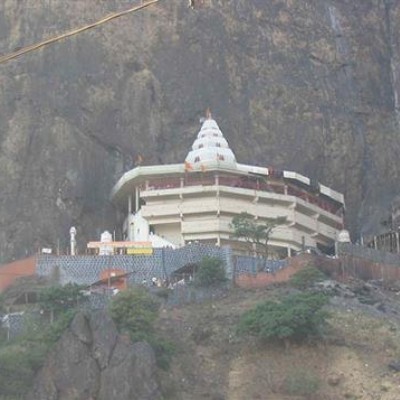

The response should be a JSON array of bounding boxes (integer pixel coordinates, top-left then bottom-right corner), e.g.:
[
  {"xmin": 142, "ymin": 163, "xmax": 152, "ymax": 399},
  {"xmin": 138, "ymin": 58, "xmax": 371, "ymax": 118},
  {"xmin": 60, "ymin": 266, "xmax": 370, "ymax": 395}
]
[
  {"xmin": 109, "ymin": 287, "xmax": 159, "ymax": 340},
  {"xmin": 290, "ymin": 266, "xmax": 326, "ymax": 290},
  {"xmin": 0, "ymin": 285, "xmax": 83, "ymax": 397},
  {"xmin": 283, "ymin": 369, "xmax": 320, "ymax": 396},
  {"xmin": 194, "ymin": 257, "xmax": 226, "ymax": 287},
  {"xmin": 109, "ymin": 288, "xmax": 174, "ymax": 369},
  {"xmin": 38, "ymin": 283, "xmax": 85, "ymax": 315},
  {"xmin": 238, "ymin": 292, "xmax": 329, "ymax": 343},
  {"xmin": 153, "ymin": 287, "xmax": 172, "ymax": 300},
  {"xmin": 41, "ymin": 309, "xmax": 77, "ymax": 343},
  {"xmin": 148, "ymin": 336, "xmax": 176, "ymax": 370},
  {"xmin": 0, "ymin": 344, "xmax": 47, "ymax": 397}
]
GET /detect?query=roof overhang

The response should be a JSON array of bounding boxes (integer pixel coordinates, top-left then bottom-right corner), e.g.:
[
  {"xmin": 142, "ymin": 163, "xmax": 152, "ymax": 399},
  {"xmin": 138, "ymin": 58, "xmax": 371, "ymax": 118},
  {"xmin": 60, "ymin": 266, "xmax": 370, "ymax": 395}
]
[
  {"xmin": 111, "ymin": 162, "xmax": 246, "ymax": 206},
  {"xmin": 110, "ymin": 164, "xmax": 184, "ymax": 205},
  {"xmin": 110, "ymin": 162, "xmax": 344, "ymax": 210}
]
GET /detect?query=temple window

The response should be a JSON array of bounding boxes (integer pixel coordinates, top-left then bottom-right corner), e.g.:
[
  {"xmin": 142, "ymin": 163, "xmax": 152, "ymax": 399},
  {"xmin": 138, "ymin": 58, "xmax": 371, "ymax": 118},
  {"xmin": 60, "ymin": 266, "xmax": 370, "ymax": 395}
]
[
  {"xmin": 195, "ymin": 156, "xmax": 200, "ymax": 162},
  {"xmin": 216, "ymin": 142, "xmax": 221, "ymax": 147}
]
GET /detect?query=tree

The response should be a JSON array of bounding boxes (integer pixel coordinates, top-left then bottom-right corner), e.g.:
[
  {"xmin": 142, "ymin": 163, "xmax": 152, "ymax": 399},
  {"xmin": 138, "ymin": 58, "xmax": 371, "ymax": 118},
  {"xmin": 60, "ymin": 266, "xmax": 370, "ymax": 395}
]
[
  {"xmin": 194, "ymin": 257, "xmax": 227, "ymax": 287},
  {"xmin": 230, "ymin": 212, "xmax": 286, "ymax": 259},
  {"xmin": 38, "ymin": 283, "xmax": 85, "ymax": 323},
  {"xmin": 237, "ymin": 292, "xmax": 329, "ymax": 343}
]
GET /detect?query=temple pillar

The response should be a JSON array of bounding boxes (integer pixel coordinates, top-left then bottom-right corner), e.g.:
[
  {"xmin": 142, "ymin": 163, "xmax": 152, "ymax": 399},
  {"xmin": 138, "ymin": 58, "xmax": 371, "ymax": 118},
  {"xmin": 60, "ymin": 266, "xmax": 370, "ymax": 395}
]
[
  {"xmin": 128, "ymin": 195, "xmax": 132, "ymax": 215},
  {"xmin": 135, "ymin": 187, "xmax": 139, "ymax": 211}
]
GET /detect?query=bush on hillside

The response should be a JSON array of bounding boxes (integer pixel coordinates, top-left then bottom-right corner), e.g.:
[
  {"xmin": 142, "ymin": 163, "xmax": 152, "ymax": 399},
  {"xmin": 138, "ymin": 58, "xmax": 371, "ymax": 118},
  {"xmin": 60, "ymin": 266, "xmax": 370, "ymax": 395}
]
[
  {"xmin": 38, "ymin": 283, "xmax": 85, "ymax": 315},
  {"xmin": 194, "ymin": 257, "xmax": 227, "ymax": 287},
  {"xmin": 237, "ymin": 292, "xmax": 329, "ymax": 343},
  {"xmin": 109, "ymin": 287, "xmax": 159, "ymax": 341},
  {"xmin": 109, "ymin": 287, "xmax": 174, "ymax": 369},
  {"xmin": 289, "ymin": 265, "xmax": 326, "ymax": 290},
  {"xmin": 0, "ymin": 284, "xmax": 85, "ymax": 398},
  {"xmin": 0, "ymin": 344, "xmax": 46, "ymax": 397},
  {"xmin": 283, "ymin": 369, "xmax": 320, "ymax": 396}
]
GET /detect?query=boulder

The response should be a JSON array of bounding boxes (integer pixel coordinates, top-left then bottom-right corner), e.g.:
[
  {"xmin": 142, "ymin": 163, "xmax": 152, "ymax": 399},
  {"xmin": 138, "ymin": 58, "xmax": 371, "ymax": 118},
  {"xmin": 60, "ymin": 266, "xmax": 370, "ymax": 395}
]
[
  {"xmin": 29, "ymin": 329, "xmax": 100, "ymax": 400},
  {"xmin": 98, "ymin": 340, "xmax": 162, "ymax": 400},
  {"xmin": 89, "ymin": 311, "xmax": 118, "ymax": 370},
  {"xmin": 327, "ymin": 372, "xmax": 343, "ymax": 386},
  {"xmin": 388, "ymin": 361, "xmax": 400, "ymax": 372}
]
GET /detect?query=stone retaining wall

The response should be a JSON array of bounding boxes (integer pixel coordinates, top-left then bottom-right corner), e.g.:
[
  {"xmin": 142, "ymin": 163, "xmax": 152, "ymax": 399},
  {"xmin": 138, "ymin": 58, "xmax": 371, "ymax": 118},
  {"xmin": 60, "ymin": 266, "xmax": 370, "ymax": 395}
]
[{"xmin": 36, "ymin": 244, "xmax": 233, "ymax": 286}]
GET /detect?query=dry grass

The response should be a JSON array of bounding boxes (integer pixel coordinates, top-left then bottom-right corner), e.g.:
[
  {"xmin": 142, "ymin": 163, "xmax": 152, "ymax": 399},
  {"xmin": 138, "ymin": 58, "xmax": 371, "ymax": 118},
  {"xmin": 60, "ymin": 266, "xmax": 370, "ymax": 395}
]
[{"xmin": 157, "ymin": 286, "xmax": 400, "ymax": 400}]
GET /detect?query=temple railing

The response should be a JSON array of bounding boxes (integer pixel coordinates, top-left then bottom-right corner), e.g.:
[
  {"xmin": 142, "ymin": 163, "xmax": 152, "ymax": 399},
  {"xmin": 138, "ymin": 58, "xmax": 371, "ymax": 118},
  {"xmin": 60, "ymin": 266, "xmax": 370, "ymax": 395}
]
[{"xmin": 142, "ymin": 175, "xmax": 343, "ymax": 216}]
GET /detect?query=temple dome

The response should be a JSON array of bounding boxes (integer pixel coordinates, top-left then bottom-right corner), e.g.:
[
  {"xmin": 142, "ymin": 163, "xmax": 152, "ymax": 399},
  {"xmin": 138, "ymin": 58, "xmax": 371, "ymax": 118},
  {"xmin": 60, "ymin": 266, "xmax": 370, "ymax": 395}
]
[{"xmin": 185, "ymin": 117, "xmax": 237, "ymax": 168}]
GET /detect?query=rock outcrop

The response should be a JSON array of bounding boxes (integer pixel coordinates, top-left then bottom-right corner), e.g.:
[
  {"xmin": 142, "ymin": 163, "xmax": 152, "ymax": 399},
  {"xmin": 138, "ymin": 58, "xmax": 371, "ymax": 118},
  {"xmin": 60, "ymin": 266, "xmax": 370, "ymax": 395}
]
[
  {"xmin": 27, "ymin": 311, "xmax": 162, "ymax": 400},
  {"xmin": 1, "ymin": 0, "xmax": 400, "ymax": 262}
]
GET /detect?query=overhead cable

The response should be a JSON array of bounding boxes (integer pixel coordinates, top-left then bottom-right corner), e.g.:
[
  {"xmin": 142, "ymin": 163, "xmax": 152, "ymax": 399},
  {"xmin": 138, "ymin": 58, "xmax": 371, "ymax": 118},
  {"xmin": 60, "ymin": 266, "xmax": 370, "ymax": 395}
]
[{"xmin": 0, "ymin": 0, "xmax": 160, "ymax": 65}]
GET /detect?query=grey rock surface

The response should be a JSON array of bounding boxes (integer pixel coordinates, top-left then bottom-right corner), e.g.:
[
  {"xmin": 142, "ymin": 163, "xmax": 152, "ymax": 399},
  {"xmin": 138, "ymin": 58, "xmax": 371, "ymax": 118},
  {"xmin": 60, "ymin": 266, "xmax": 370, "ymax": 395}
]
[
  {"xmin": 27, "ymin": 311, "xmax": 161, "ymax": 400},
  {"xmin": 1, "ymin": 0, "xmax": 400, "ymax": 262},
  {"xmin": 98, "ymin": 339, "xmax": 161, "ymax": 400},
  {"xmin": 90, "ymin": 310, "xmax": 118, "ymax": 370}
]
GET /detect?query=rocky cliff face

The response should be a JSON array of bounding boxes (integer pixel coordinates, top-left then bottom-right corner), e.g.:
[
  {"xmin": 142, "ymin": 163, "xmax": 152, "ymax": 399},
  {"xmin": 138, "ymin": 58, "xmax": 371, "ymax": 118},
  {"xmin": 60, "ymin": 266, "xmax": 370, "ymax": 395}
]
[
  {"xmin": 1, "ymin": 0, "xmax": 400, "ymax": 262},
  {"xmin": 28, "ymin": 311, "xmax": 162, "ymax": 400}
]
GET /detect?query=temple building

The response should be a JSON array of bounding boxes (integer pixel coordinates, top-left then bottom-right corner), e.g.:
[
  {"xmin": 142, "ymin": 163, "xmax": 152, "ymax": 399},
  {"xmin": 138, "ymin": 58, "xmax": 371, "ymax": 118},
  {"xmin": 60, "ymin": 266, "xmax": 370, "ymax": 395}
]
[{"xmin": 111, "ymin": 115, "xmax": 345, "ymax": 257}]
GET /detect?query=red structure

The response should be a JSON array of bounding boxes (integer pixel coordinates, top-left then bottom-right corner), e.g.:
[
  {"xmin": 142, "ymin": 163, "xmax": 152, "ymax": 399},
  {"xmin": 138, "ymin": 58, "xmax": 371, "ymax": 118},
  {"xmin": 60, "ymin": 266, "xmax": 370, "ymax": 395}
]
[
  {"xmin": 0, "ymin": 256, "xmax": 37, "ymax": 292},
  {"xmin": 95, "ymin": 269, "xmax": 129, "ymax": 292}
]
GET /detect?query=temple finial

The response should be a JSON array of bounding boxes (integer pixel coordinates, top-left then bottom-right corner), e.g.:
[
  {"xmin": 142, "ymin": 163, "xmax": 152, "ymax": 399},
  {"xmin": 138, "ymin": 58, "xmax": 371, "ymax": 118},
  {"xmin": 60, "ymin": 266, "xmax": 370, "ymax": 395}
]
[{"xmin": 205, "ymin": 107, "xmax": 212, "ymax": 120}]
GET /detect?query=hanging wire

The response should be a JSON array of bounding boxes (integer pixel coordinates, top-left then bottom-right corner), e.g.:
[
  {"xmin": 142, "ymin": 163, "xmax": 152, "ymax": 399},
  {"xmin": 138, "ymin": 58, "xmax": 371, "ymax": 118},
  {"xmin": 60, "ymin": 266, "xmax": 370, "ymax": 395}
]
[{"xmin": 0, "ymin": 0, "xmax": 160, "ymax": 65}]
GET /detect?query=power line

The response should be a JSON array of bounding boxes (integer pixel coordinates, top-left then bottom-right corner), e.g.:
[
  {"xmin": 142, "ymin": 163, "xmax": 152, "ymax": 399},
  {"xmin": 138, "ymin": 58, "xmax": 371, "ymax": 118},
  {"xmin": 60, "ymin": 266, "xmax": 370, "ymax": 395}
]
[{"xmin": 0, "ymin": 0, "xmax": 160, "ymax": 65}]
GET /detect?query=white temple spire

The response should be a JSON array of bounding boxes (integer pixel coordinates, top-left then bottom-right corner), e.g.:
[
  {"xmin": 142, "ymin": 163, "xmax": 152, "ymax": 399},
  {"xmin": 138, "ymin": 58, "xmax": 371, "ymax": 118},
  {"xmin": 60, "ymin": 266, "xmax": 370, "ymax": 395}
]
[{"xmin": 185, "ymin": 113, "xmax": 236, "ymax": 169}]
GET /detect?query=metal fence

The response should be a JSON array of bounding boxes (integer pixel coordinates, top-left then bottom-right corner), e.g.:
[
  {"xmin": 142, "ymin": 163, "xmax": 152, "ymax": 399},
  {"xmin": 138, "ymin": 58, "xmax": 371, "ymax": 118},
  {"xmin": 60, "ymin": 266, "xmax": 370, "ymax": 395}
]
[
  {"xmin": 233, "ymin": 255, "xmax": 288, "ymax": 276},
  {"xmin": 337, "ymin": 243, "xmax": 400, "ymax": 267}
]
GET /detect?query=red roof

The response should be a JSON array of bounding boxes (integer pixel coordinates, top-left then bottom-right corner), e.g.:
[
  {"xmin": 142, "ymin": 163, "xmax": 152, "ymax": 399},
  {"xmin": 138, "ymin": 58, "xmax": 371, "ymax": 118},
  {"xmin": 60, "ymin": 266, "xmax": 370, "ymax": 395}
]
[{"xmin": 0, "ymin": 256, "xmax": 37, "ymax": 292}]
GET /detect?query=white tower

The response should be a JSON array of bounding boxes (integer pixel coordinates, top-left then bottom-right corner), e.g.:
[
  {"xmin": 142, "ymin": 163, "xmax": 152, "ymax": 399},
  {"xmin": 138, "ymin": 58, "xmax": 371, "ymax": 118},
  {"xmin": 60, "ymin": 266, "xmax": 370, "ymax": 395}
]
[
  {"xmin": 69, "ymin": 226, "xmax": 77, "ymax": 256},
  {"xmin": 185, "ymin": 111, "xmax": 237, "ymax": 169},
  {"xmin": 337, "ymin": 229, "xmax": 351, "ymax": 243},
  {"xmin": 335, "ymin": 229, "xmax": 351, "ymax": 256},
  {"xmin": 99, "ymin": 230, "xmax": 114, "ymax": 256}
]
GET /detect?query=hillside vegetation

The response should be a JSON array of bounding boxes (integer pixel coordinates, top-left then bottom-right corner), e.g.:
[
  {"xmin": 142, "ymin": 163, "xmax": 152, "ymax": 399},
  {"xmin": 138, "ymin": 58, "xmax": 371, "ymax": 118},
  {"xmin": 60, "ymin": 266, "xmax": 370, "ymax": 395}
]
[
  {"xmin": 156, "ymin": 277, "xmax": 400, "ymax": 400},
  {"xmin": 1, "ymin": 271, "xmax": 400, "ymax": 399}
]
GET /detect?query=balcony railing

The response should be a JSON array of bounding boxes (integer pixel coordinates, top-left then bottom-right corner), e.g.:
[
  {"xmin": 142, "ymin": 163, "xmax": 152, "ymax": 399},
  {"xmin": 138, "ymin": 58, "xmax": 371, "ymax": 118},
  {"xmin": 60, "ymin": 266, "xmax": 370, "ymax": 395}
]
[{"xmin": 141, "ymin": 175, "xmax": 343, "ymax": 216}]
